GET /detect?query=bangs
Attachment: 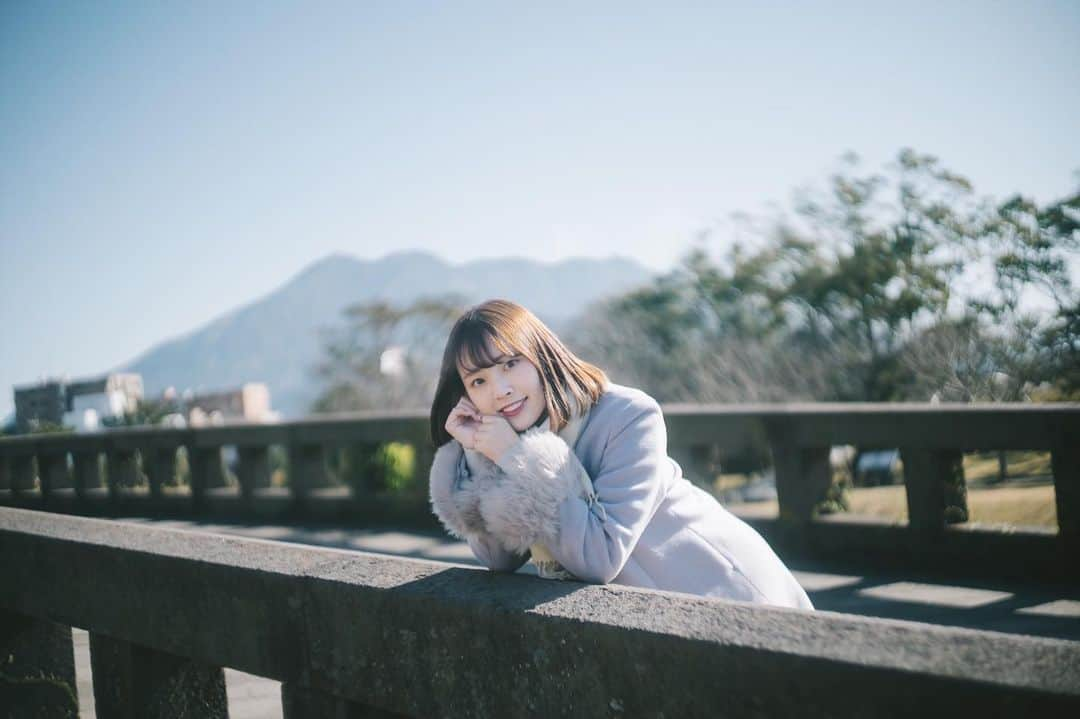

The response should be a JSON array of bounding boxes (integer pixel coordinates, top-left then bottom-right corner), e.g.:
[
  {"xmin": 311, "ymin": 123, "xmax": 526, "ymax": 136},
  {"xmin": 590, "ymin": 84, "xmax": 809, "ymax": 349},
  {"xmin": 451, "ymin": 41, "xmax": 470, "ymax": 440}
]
[{"xmin": 454, "ymin": 323, "xmax": 521, "ymax": 374}]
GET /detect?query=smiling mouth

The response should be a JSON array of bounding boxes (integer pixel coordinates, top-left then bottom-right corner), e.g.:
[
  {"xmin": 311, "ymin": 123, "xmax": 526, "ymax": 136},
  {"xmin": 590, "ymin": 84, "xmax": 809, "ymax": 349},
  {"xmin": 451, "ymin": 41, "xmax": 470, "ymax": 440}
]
[{"xmin": 499, "ymin": 398, "xmax": 527, "ymax": 417}]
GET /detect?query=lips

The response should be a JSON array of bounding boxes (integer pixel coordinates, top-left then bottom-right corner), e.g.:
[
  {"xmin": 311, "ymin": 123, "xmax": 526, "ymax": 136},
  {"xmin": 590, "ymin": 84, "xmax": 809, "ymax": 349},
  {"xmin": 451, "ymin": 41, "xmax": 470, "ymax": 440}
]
[{"xmin": 499, "ymin": 398, "xmax": 527, "ymax": 417}]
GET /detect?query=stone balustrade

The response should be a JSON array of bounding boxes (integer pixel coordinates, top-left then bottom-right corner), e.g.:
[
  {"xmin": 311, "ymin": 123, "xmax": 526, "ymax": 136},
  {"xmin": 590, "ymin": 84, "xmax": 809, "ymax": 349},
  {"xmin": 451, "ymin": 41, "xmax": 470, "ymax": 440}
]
[
  {"xmin": 1, "ymin": 403, "xmax": 1078, "ymax": 583},
  {"xmin": 1, "ymin": 507, "xmax": 1078, "ymax": 717}
]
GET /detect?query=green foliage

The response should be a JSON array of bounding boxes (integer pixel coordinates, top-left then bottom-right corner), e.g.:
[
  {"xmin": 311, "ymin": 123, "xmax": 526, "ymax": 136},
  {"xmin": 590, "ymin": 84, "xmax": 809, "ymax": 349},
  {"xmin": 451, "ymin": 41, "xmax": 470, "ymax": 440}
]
[
  {"xmin": 814, "ymin": 473, "xmax": 852, "ymax": 516},
  {"xmin": 971, "ymin": 189, "xmax": 1080, "ymax": 398},
  {"xmin": 101, "ymin": 396, "xmax": 183, "ymax": 428},
  {"xmin": 379, "ymin": 442, "xmax": 416, "ymax": 493},
  {"xmin": 332, "ymin": 442, "xmax": 417, "ymax": 495},
  {"xmin": 571, "ymin": 149, "xmax": 1078, "ymax": 404}
]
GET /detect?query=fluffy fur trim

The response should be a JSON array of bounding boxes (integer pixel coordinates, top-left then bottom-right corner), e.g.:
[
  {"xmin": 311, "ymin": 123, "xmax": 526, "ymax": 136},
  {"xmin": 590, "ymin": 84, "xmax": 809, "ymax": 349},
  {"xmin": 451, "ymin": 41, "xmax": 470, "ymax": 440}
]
[
  {"xmin": 428, "ymin": 440, "xmax": 500, "ymax": 539},
  {"xmin": 480, "ymin": 429, "xmax": 586, "ymax": 554}
]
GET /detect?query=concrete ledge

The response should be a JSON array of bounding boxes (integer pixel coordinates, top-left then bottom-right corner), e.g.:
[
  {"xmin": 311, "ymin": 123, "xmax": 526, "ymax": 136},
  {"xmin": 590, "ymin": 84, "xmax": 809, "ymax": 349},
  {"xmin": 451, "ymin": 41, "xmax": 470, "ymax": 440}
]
[
  {"xmin": 0, "ymin": 490, "xmax": 441, "ymax": 530},
  {"xmin": 1, "ymin": 507, "xmax": 1078, "ymax": 717}
]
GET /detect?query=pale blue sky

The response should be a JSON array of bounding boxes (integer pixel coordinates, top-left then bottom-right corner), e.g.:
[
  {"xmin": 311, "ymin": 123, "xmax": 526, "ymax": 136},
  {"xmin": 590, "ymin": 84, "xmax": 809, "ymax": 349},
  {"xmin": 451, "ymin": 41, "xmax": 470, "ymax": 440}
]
[{"xmin": 2, "ymin": 1, "xmax": 1079, "ymax": 418}]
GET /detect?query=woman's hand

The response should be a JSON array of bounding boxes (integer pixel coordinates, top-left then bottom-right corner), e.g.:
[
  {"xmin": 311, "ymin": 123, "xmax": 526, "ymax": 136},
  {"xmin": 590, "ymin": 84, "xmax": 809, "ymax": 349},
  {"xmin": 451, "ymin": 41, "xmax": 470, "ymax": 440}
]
[
  {"xmin": 473, "ymin": 415, "xmax": 520, "ymax": 464},
  {"xmin": 445, "ymin": 397, "xmax": 482, "ymax": 448}
]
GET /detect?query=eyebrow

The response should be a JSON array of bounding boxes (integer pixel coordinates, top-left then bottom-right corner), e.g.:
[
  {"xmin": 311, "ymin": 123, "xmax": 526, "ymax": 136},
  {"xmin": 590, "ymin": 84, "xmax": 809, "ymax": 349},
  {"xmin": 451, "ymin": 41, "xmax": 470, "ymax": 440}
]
[{"xmin": 461, "ymin": 354, "xmax": 512, "ymax": 379}]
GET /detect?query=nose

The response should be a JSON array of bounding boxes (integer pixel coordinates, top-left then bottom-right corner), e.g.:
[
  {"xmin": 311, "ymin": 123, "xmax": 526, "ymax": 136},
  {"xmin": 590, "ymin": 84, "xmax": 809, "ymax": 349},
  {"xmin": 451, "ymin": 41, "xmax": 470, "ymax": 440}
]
[{"xmin": 494, "ymin": 375, "xmax": 513, "ymax": 397}]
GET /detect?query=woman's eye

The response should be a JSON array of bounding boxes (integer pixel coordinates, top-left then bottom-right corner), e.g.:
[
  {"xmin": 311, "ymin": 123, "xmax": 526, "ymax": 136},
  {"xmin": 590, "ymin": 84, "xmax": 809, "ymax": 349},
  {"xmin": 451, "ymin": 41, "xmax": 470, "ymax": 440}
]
[
  {"xmin": 505, "ymin": 358, "xmax": 518, "ymax": 369},
  {"xmin": 471, "ymin": 378, "xmax": 484, "ymax": 387}
]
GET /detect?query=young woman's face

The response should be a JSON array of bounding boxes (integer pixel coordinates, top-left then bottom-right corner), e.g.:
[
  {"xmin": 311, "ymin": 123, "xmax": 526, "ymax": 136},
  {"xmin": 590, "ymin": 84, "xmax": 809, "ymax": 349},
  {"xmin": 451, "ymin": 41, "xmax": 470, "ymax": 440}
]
[{"xmin": 458, "ymin": 341, "xmax": 545, "ymax": 432}]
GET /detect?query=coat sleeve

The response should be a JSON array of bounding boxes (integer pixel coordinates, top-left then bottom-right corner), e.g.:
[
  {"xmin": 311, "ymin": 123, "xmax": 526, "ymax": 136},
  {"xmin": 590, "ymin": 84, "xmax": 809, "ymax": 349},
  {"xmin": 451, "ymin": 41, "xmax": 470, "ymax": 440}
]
[
  {"xmin": 429, "ymin": 439, "xmax": 529, "ymax": 573},
  {"xmin": 482, "ymin": 398, "xmax": 670, "ymax": 584}
]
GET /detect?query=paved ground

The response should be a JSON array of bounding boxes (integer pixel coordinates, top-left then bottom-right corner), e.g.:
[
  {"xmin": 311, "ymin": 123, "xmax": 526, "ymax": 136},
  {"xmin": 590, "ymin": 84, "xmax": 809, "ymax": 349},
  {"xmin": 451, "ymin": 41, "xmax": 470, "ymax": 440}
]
[{"xmin": 68, "ymin": 517, "xmax": 1080, "ymax": 718}]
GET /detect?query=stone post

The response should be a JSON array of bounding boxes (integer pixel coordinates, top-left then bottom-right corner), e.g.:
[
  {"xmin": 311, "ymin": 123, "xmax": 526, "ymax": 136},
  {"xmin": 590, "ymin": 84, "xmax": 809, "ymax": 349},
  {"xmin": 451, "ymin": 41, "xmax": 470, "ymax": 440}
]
[
  {"xmin": 0, "ymin": 610, "xmax": 79, "ymax": 718},
  {"xmin": 900, "ymin": 449, "xmax": 969, "ymax": 531},
  {"xmin": 771, "ymin": 446, "xmax": 832, "ymax": 524},
  {"xmin": 89, "ymin": 633, "xmax": 227, "ymax": 718},
  {"xmin": 1052, "ymin": 444, "xmax": 1079, "ymax": 555},
  {"xmin": 189, "ymin": 446, "xmax": 228, "ymax": 510},
  {"xmin": 73, "ymin": 451, "xmax": 104, "ymax": 498},
  {"xmin": 107, "ymin": 449, "xmax": 141, "ymax": 496},
  {"xmin": 411, "ymin": 442, "xmax": 435, "ymax": 498},
  {"xmin": 668, "ymin": 443, "xmax": 719, "ymax": 491},
  {"xmin": 289, "ymin": 443, "xmax": 331, "ymax": 501},
  {"xmin": 12, "ymin": 452, "xmax": 37, "ymax": 494},
  {"xmin": 145, "ymin": 447, "xmax": 177, "ymax": 499},
  {"xmin": 237, "ymin": 446, "xmax": 271, "ymax": 500},
  {"xmin": 38, "ymin": 452, "xmax": 70, "ymax": 497}
]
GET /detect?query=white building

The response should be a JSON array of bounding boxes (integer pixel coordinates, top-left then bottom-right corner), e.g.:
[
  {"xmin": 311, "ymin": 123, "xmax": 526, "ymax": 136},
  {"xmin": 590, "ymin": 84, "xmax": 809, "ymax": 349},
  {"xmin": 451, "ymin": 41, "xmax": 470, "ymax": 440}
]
[{"xmin": 62, "ymin": 374, "xmax": 144, "ymax": 432}]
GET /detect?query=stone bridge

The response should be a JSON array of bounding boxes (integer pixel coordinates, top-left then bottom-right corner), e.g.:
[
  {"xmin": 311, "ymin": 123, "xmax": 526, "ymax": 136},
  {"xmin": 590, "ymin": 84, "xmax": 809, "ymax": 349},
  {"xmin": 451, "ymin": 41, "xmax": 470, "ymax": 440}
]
[{"xmin": 1, "ymin": 403, "xmax": 1078, "ymax": 716}]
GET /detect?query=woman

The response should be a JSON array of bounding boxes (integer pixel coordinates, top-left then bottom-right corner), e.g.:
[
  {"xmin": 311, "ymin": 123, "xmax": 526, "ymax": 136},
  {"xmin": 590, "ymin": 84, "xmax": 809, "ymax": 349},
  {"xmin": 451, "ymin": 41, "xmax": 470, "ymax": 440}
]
[{"xmin": 428, "ymin": 299, "xmax": 812, "ymax": 609}]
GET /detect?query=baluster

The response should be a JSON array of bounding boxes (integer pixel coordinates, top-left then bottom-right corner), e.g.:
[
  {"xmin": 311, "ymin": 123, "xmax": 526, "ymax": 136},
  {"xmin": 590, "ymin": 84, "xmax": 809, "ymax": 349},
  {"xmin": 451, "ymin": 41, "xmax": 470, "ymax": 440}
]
[
  {"xmin": 189, "ymin": 445, "xmax": 227, "ymax": 510},
  {"xmin": 237, "ymin": 445, "xmax": 271, "ymax": 499},
  {"xmin": 669, "ymin": 443, "xmax": 719, "ymax": 490},
  {"xmin": 12, "ymin": 451, "xmax": 37, "ymax": 494},
  {"xmin": 900, "ymin": 449, "xmax": 968, "ymax": 531},
  {"xmin": 107, "ymin": 448, "xmax": 140, "ymax": 498},
  {"xmin": 289, "ymin": 443, "xmax": 331, "ymax": 501},
  {"xmin": 0, "ymin": 453, "xmax": 10, "ymax": 490},
  {"xmin": 38, "ymin": 451, "xmax": 70, "ymax": 498},
  {"xmin": 771, "ymin": 445, "xmax": 832, "ymax": 524},
  {"xmin": 89, "ymin": 633, "xmax": 227, "ymax": 718},
  {"xmin": 411, "ymin": 441, "xmax": 435, "ymax": 498},
  {"xmin": 73, "ymin": 450, "xmax": 104, "ymax": 498},
  {"xmin": 1052, "ymin": 444, "xmax": 1079, "ymax": 555},
  {"xmin": 146, "ymin": 447, "xmax": 178, "ymax": 499}
]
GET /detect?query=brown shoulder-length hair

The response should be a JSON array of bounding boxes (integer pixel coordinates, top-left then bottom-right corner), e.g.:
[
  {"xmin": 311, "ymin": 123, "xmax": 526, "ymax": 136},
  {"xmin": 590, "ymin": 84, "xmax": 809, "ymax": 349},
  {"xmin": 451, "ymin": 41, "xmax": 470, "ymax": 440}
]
[{"xmin": 430, "ymin": 299, "xmax": 608, "ymax": 446}]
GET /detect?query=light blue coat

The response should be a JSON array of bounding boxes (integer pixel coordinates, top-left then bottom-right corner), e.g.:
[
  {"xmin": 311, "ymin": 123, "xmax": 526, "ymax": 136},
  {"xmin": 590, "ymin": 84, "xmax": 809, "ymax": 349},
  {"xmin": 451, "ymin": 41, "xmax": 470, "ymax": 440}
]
[{"xmin": 429, "ymin": 383, "xmax": 813, "ymax": 609}]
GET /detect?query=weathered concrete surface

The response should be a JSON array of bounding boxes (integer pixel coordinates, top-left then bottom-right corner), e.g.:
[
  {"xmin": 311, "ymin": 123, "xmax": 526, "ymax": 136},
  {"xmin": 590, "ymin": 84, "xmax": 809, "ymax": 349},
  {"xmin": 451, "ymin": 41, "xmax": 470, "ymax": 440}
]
[
  {"xmin": 72, "ymin": 628, "xmax": 283, "ymax": 719},
  {"xmin": 282, "ymin": 683, "xmax": 407, "ymax": 718},
  {"xmin": 89, "ymin": 632, "xmax": 228, "ymax": 718},
  {"xmin": 115, "ymin": 516, "xmax": 1080, "ymax": 642},
  {"xmin": 0, "ymin": 610, "xmax": 78, "ymax": 718},
  {"xmin": 2, "ymin": 507, "xmax": 1079, "ymax": 718}
]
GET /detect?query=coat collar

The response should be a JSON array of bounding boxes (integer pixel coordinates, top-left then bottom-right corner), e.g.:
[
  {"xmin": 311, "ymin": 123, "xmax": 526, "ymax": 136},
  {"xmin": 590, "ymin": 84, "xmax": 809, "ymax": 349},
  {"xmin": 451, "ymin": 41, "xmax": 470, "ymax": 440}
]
[{"xmin": 541, "ymin": 393, "xmax": 591, "ymax": 449}]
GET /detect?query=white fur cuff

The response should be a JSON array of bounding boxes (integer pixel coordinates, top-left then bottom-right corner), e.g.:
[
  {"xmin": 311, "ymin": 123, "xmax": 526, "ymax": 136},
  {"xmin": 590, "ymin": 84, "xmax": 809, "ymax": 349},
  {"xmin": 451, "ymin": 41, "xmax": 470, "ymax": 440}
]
[
  {"xmin": 481, "ymin": 430, "xmax": 584, "ymax": 554},
  {"xmin": 428, "ymin": 441, "xmax": 487, "ymax": 539}
]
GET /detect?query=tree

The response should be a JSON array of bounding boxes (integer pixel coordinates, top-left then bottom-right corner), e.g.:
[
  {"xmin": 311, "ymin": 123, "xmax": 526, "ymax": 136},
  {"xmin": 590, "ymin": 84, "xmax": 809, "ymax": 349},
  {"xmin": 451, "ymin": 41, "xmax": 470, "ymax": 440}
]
[
  {"xmin": 973, "ymin": 188, "xmax": 1080, "ymax": 398},
  {"xmin": 310, "ymin": 294, "xmax": 466, "ymax": 495},
  {"xmin": 311, "ymin": 295, "xmax": 466, "ymax": 413},
  {"xmin": 774, "ymin": 149, "xmax": 986, "ymax": 399},
  {"xmin": 574, "ymin": 149, "xmax": 996, "ymax": 403}
]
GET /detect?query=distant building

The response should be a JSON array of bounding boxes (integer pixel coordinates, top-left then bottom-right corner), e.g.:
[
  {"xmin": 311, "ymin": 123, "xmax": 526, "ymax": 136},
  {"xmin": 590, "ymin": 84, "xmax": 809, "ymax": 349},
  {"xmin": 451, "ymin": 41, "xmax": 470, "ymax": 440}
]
[
  {"xmin": 13, "ymin": 380, "xmax": 67, "ymax": 433},
  {"xmin": 186, "ymin": 383, "xmax": 273, "ymax": 426},
  {"xmin": 65, "ymin": 374, "xmax": 144, "ymax": 431},
  {"xmin": 13, "ymin": 373, "xmax": 143, "ymax": 433}
]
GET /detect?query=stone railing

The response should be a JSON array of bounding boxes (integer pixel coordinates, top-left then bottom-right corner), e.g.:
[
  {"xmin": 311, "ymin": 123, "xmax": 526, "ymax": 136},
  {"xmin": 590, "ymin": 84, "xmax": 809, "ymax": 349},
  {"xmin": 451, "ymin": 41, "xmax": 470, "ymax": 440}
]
[
  {"xmin": 1, "ymin": 507, "xmax": 1078, "ymax": 717},
  {"xmin": 1, "ymin": 403, "xmax": 1077, "ymax": 583}
]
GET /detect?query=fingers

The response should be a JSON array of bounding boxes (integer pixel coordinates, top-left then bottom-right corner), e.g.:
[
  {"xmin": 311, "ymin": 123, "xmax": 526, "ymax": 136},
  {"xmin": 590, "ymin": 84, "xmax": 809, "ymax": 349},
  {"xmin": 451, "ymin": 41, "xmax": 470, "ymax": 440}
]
[{"xmin": 453, "ymin": 398, "xmax": 481, "ymax": 421}]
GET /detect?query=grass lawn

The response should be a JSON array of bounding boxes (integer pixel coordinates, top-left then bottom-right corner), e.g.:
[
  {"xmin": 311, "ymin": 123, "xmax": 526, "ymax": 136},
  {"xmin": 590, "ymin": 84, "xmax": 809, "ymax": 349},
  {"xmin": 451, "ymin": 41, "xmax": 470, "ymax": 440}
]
[
  {"xmin": 843, "ymin": 483, "xmax": 1058, "ymax": 529},
  {"xmin": 723, "ymin": 450, "xmax": 1058, "ymax": 529}
]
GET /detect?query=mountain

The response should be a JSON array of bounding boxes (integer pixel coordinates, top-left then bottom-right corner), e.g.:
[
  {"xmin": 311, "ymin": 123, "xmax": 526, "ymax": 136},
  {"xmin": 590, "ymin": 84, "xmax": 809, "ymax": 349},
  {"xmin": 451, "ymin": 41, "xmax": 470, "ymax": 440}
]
[{"xmin": 121, "ymin": 251, "xmax": 655, "ymax": 417}]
